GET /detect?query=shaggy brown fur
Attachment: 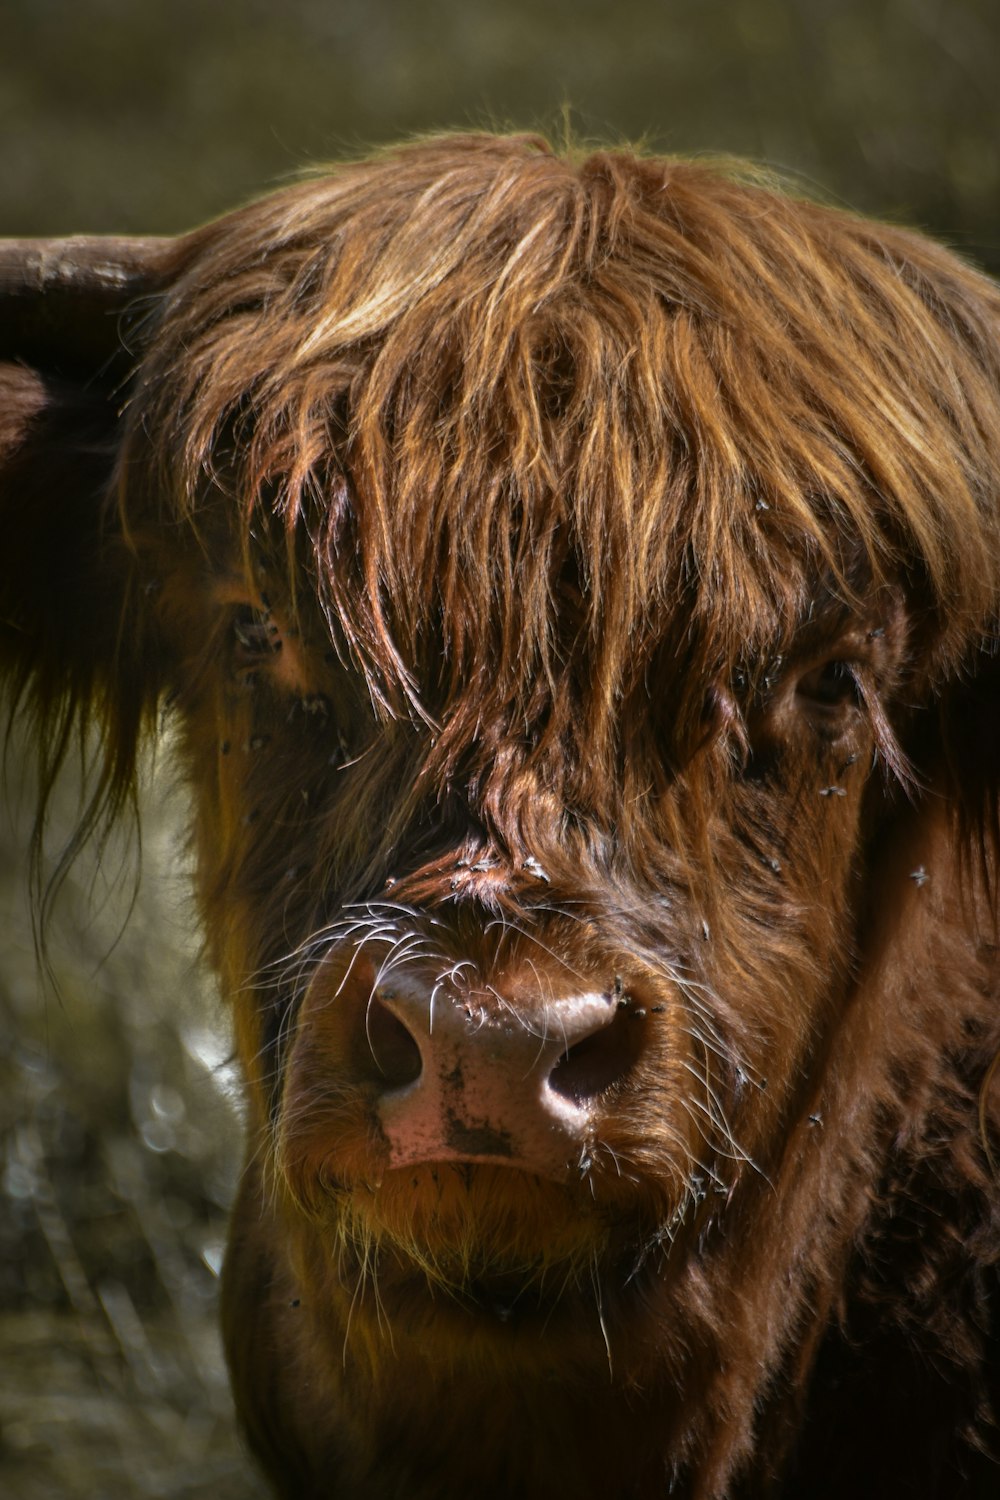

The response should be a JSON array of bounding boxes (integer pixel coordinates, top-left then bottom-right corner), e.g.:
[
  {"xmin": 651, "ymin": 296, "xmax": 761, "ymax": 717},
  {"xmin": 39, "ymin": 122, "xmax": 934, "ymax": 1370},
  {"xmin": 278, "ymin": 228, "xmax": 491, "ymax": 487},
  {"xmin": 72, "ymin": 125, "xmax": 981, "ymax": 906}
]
[{"xmin": 3, "ymin": 134, "xmax": 1000, "ymax": 1498}]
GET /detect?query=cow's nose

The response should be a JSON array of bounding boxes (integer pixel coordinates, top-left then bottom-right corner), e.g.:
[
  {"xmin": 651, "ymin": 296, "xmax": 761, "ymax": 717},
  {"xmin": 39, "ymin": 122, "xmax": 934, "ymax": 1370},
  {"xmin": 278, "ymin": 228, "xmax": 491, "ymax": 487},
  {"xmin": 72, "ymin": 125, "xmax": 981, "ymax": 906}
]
[{"xmin": 365, "ymin": 974, "xmax": 642, "ymax": 1178}]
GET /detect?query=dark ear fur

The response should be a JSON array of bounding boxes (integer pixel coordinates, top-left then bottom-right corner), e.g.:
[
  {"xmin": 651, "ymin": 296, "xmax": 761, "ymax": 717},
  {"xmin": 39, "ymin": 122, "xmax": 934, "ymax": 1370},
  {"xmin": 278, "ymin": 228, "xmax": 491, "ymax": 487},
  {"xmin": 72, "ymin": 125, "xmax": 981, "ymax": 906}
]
[{"xmin": 0, "ymin": 238, "xmax": 175, "ymax": 865}]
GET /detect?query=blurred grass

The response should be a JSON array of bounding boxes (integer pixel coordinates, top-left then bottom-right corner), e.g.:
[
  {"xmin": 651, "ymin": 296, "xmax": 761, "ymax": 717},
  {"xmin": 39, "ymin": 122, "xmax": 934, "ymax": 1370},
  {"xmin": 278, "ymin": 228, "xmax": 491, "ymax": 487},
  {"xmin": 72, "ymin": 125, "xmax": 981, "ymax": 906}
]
[{"xmin": 0, "ymin": 737, "xmax": 265, "ymax": 1498}]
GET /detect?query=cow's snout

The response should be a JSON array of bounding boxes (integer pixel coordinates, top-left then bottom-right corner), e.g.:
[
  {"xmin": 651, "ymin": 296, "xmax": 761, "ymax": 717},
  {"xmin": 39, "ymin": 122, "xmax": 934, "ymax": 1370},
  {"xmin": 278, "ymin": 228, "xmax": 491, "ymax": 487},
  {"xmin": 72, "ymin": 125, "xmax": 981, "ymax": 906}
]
[{"xmin": 361, "ymin": 970, "xmax": 643, "ymax": 1179}]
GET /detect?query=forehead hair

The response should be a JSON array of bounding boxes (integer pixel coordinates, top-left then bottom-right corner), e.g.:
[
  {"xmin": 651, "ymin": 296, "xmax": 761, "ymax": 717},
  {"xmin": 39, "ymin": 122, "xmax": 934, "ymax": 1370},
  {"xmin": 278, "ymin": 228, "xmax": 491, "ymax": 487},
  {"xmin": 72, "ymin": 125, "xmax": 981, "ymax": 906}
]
[{"xmin": 124, "ymin": 133, "xmax": 1000, "ymax": 753}]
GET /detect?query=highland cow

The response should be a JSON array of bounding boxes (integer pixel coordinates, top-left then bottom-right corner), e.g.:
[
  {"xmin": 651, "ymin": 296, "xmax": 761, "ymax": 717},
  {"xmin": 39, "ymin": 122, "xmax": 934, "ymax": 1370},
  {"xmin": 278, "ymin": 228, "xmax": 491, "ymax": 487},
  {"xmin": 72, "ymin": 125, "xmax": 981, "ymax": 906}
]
[{"xmin": 3, "ymin": 134, "xmax": 1000, "ymax": 1498}]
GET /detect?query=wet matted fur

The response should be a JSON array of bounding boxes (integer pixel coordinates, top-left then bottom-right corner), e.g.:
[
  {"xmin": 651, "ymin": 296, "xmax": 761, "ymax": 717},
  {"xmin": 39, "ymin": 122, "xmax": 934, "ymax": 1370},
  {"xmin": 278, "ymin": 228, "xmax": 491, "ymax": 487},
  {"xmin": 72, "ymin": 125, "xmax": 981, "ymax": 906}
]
[{"xmin": 3, "ymin": 133, "xmax": 1000, "ymax": 1498}]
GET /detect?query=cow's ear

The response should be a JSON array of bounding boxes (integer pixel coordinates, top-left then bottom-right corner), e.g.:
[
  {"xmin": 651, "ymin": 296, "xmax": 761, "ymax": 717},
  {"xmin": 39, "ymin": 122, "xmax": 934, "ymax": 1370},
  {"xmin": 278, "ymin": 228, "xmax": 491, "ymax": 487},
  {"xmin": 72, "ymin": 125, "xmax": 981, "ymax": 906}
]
[{"xmin": 0, "ymin": 237, "xmax": 174, "ymax": 831}]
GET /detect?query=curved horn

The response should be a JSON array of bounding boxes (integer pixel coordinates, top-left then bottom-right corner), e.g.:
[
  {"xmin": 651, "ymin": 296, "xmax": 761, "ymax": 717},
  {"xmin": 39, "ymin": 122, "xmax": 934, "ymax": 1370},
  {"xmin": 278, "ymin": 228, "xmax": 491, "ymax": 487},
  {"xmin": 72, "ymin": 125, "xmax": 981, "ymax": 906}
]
[{"xmin": 0, "ymin": 235, "xmax": 174, "ymax": 375}]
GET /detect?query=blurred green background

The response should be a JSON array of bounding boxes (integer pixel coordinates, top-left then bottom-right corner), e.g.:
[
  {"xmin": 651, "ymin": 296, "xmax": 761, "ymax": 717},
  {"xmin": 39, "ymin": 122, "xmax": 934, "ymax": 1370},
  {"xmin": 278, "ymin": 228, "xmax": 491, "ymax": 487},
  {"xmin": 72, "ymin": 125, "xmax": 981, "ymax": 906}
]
[
  {"xmin": 2, "ymin": 2, "xmax": 997, "ymax": 1496},
  {"xmin": 5, "ymin": 0, "xmax": 1000, "ymax": 267}
]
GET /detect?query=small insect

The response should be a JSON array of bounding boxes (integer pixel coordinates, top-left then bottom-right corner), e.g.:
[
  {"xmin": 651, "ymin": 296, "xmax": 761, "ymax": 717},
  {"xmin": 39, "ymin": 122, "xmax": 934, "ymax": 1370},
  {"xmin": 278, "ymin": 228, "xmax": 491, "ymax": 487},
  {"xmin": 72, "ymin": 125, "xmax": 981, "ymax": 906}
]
[
  {"xmin": 328, "ymin": 731, "xmax": 351, "ymax": 767},
  {"xmin": 288, "ymin": 693, "xmax": 330, "ymax": 723},
  {"xmin": 762, "ymin": 655, "xmax": 783, "ymax": 690},
  {"xmin": 234, "ymin": 607, "xmax": 280, "ymax": 655}
]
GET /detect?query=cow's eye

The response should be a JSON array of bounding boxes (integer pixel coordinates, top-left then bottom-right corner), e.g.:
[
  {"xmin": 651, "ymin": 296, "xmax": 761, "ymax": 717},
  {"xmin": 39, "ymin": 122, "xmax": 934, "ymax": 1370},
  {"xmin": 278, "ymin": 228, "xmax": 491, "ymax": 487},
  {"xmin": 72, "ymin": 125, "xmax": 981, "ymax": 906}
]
[
  {"xmin": 232, "ymin": 605, "xmax": 282, "ymax": 662},
  {"xmin": 796, "ymin": 658, "xmax": 861, "ymax": 709}
]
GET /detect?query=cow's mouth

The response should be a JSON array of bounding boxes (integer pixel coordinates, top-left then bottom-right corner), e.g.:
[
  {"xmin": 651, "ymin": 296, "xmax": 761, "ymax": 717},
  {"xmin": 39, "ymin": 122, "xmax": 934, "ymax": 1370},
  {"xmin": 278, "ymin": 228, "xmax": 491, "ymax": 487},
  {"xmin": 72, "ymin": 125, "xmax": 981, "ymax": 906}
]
[
  {"xmin": 323, "ymin": 1159, "xmax": 683, "ymax": 1334},
  {"xmin": 432, "ymin": 1263, "xmax": 570, "ymax": 1326},
  {"xmin": 337, "ymin": 1247, "xmax": 606, "ymax": 1340}
]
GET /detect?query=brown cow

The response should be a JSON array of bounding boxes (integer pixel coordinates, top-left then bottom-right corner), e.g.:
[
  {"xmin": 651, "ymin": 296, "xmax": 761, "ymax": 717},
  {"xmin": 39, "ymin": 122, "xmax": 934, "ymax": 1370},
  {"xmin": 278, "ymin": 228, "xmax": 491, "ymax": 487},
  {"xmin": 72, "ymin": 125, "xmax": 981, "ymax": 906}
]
[{"xmin": 3, "ymin": 134, "xmax": 1000, "ymax": 1499}]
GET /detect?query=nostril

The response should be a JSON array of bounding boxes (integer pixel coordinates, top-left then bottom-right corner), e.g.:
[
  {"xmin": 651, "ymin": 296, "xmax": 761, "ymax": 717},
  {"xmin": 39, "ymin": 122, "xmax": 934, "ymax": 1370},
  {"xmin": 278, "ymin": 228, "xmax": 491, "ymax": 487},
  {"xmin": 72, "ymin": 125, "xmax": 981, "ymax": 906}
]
[
  {"xmin": 365, "ymin": 990, "xmax": 423, "ymax": 1087},
  {"xmin": 548, "ymin": 1002, "xmax": 643, "ymax": 1105}
]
